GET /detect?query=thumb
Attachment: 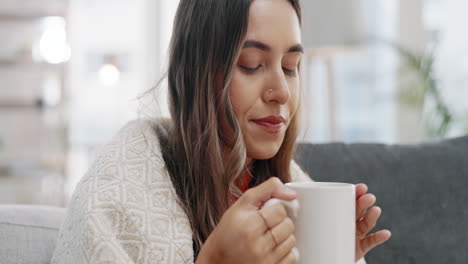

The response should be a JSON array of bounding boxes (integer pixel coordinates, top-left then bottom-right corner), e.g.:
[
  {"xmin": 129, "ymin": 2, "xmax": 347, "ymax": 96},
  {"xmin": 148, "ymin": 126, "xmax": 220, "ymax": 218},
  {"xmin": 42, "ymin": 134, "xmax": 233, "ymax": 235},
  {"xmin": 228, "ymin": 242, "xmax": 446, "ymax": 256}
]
[{"xmin": 241, "ymin": 177, "xmax": 297, "ymax": 209}]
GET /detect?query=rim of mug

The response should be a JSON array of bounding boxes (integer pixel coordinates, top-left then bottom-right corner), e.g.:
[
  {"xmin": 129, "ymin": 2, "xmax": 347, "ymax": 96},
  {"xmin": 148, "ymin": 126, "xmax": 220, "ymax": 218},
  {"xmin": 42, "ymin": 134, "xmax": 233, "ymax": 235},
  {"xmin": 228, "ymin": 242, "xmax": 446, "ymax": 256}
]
[{"xmin": 285, "ymin": 182, "xmax": 355, "ymax": 189}]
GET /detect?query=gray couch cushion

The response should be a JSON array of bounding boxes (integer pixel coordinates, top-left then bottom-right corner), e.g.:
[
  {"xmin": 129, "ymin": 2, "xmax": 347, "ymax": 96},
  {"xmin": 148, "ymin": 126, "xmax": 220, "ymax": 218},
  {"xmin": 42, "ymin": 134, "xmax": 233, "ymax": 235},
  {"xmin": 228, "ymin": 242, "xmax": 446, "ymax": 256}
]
[
  {"xmin": 295, "ymin": 136, "xmax": 468, "ymax": 264},
  {"xmin": 0, "ymin": 205, "xmax": 66, "ymax": 264}
]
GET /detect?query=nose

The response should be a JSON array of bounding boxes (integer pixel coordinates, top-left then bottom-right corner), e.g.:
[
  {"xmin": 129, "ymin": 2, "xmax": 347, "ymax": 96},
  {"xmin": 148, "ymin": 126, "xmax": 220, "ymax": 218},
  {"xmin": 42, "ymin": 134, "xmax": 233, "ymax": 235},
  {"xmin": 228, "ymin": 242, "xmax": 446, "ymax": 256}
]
[{"xmin": 262, "ymin": 68, "xmax": 290, "ymax": 105}]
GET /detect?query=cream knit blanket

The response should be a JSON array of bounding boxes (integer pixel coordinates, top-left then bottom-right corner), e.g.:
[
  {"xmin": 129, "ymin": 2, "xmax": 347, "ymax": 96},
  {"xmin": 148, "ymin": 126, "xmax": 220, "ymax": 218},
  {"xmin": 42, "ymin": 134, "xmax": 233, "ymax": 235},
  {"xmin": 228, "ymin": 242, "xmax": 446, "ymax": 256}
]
[{"xmin": 51, "ymin": 120, "xmax": 365, "ymax": 264}]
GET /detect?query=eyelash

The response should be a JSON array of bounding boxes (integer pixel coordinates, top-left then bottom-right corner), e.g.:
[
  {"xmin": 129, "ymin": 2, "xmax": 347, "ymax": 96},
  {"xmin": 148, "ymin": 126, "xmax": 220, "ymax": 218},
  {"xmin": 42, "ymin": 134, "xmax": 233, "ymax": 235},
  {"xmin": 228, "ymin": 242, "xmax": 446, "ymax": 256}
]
[
  {"xmin": 283, "ymin": 68, "xmax": 297, "ymax": 76},
  {"xmin": 239, "ymin": 65, "xmax": 297, "ymax": 76},
  {"xmin": 239, "ymin": 65, "xmax": 261, "ymax": 73}
]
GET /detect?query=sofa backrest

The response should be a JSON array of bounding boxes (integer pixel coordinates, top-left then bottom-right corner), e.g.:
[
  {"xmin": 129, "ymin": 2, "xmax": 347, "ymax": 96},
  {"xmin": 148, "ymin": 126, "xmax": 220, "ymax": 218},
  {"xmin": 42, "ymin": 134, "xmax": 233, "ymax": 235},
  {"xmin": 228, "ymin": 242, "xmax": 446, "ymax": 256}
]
[
  {"xmin": 295, "ymin": 136, "xmax": 468, "ymax": 264},
  {"xmin": 0, "ymin": 205, "xmax": 66, "ymax": 264},
  {"xmin": 2, "ymin": 136, "xmax": 467, "ymax": 264}
]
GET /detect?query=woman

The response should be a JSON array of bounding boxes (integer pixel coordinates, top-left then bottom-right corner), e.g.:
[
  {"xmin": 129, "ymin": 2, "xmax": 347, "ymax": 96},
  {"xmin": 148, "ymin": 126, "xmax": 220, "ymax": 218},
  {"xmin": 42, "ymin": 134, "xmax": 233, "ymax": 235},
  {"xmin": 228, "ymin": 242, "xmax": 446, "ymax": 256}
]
[{"xmin": 52, "ymin": 0, "xmax": 391, "ymax": 263}]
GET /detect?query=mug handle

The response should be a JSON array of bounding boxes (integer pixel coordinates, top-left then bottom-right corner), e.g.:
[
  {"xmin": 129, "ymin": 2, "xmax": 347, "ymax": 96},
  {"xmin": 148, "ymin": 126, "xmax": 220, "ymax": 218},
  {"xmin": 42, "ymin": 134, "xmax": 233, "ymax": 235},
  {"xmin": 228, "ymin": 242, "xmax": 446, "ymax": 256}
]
[{"xmin": 261, "ymin": 198, "xmax": 301, "ymax": 261}]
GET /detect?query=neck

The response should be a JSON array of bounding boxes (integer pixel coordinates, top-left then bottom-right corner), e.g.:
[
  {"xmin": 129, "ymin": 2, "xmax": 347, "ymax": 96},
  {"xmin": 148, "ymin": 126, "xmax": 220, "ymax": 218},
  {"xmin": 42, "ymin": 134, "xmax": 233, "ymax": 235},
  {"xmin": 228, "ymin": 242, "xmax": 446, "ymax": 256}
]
[
  {"xmin": 244, "ymin": 156, "xmax": 255, "ymax": 178},
  {"xmin": 221, "ymin": 146, "xmax": 254, "ymax": 175},
  {"xmin": 245, "ymin": 156, "xmax": 254, "ymax": 170}
]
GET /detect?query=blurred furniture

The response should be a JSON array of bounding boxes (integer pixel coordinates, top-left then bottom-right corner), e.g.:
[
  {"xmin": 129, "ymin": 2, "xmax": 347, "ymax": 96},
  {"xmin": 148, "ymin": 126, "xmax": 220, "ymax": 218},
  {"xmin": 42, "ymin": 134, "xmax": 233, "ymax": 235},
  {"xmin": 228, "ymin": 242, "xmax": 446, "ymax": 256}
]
[
  {"xmin": 296, "ymin": 135, "xmax": 468, "ymax": 264},
  {"xmin": 0, "ymin": 165, "xmax": 65, "ymax": 206},
  {"xmin": 0, "ymin": 205, "xmax": 65, "ymax": 264},
  {"xmin": 1, "ymin": 136, "xmax": 467, "ymax": 264},
  {"xmin": 0, "ymin": 0, "xmax": 69, "ymax": 206}
]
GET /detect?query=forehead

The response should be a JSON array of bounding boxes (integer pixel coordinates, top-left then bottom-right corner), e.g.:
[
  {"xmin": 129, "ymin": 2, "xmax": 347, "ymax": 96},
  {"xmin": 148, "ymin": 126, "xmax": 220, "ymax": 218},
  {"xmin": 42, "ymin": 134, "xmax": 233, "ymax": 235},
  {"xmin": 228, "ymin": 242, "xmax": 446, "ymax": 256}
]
[{"xmin": 245, "ymin": 0, "xmax": 301, "ymax": 49}]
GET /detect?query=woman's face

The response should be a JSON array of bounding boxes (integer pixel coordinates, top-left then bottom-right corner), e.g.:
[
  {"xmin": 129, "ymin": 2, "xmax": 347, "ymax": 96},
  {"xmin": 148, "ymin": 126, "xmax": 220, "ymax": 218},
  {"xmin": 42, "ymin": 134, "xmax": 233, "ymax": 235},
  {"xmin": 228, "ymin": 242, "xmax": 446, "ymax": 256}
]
[{"xmin": 228, "ymin": 0, "xmax": 302, "ymax": 161}]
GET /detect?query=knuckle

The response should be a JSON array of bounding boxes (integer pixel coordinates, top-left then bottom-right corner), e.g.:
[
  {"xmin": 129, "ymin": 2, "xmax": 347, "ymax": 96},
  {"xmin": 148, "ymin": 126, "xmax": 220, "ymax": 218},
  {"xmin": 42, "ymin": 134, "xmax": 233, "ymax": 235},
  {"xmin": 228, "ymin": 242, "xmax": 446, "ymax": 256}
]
[
  {"xmin": 286, "ymin": 251, "xmax": 296, "ymax": 264},
  {"xmin": 357, "ymin": 226, "xmax": 364, "ymax": 238},
  {"xmin": 252, "ymin": 243, "xmax": 266, "ymax": 259},
  {"xmin": 270, "ymin": 177, "xmax": 283, "ymax": 187},
  {"xmin": 363, "ymin": 218, "xmax": 371, "ymax": 230},
  {"xmin": 241, "ymin": 189, "xmax": 254, "ymax": 201},
  {"xmin": 269, "ymin": 256, "xmax": 279, "ymax": 264},
  {"xmin": 371, "ymin": 233, "xmax": 379, "ymax": 246},
  {"xmin": 358, "ymin": 222, "xmax": 369, "ymax": 237},
  {"xmin": 275, "ymin": 204, "xmax": 288, "ymax": 219},
  {"xmin": 285, "ymin": 217, "xmax": 295, "ymax": 233},
  {"xmin": 285, "ymin": 235, "xmax": 296, "ymax": 250},
  {"xmin": 362, "ymin": 239, "xmax": 372, "ymax": 254},
  {"xmin": 240, "ymin": 226, "xmax": 252, "ymax": 240},
  {"xmin": 290, "ymin": 235, "xmax": 297, "ymax": 247},
  {"xmin": 250, "ymin": 236, "xmax": 260, "ymax": 247},
  {"xmin": 367, "ymin": 217, "xmax": 377, "ymax": 230}
]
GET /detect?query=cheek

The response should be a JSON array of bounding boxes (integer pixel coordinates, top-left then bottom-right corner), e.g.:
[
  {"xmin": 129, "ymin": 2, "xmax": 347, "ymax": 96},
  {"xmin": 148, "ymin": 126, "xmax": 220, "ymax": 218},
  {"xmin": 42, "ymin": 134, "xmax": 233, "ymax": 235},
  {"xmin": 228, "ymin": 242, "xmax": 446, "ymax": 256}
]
[
  {"xmin": 288, "ymin": 78, "xmax": 300, "ymax": 115},
  {"xmin": 228, "ymin": 70, "xmax": 261, "ymax": 119}
]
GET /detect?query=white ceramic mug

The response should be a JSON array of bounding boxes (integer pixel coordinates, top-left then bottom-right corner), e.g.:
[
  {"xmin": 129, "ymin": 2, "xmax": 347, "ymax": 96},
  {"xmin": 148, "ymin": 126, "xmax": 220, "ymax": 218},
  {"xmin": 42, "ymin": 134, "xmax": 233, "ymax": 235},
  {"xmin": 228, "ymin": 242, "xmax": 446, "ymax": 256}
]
[{"xmin": 263, "ymin": 182, "xmax": 356, "ymax": 264}]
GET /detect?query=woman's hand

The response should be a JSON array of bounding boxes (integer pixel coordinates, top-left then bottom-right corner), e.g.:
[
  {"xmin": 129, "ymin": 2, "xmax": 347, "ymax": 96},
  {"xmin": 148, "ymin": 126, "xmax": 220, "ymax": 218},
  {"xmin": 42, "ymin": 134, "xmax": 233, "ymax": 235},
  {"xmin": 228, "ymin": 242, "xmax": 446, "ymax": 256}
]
[
  {"xmin": 196, "ymin": 177, "xmax": 298, "ymax": 264},
  {"xmin": 355, "ymin": 183, "xmax": 392, "ymax": 261}
]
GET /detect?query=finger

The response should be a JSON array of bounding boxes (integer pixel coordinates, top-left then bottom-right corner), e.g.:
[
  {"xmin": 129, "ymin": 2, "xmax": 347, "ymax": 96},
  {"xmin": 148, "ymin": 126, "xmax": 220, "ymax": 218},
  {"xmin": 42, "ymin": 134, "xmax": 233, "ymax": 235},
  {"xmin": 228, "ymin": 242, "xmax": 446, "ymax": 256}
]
[
  {"xmin": 273, "ymin": 235, "xmax": 297, "ymax": 263},
  {"xmin": 258, "ymin": 215, "xmax": 294, "ymax": 252},
  {"xmin": 356, "ymin": 193, "xmax": 376, "ymax": 220},
  {"xmin": 247, "ymin": 210, "xmax": 271, "ymax": 238},
  {"xmin": 277, "ymin": 247, "xmax": 298, "ymax": 264},
  {"xmin": 259, "ymin": 203, "xmax": 288, "ymax": 229},
  {"xmin": 270, "ymin": 217, "xmax": 295, "ymax": 245},
  {"xmin": 242, "ymin": 177, "xmax": 297, "ymax": 209},
  {"xmin": 263, "ymin": 198, "xmax": 300, "ymax": 220},
  {"xmin": 356, "ymin": 184, "xmax": 368, "ymax": 199},
  {"xmin": 358, "ymin": 230, "xmax": 392, "ymax": 257},
  {"xmin": 357, "ymin": 206, "xmax": 381, "ymax": 238}
]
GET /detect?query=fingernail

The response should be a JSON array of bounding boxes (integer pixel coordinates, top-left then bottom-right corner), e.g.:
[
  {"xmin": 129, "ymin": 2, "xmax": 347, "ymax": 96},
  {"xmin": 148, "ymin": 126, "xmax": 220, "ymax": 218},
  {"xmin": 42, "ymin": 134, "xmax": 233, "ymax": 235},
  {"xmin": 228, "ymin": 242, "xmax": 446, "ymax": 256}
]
[
  {"xmin": 375, "ymin": 206, "xmax": 381, "ymax": 213},
  {"xmin": 284, "ymin": 187, "xmax": 297, "ymax": 196},
  {"xmin": 292, "ymin": 247, "xmax": 300, "ymax": 262}
]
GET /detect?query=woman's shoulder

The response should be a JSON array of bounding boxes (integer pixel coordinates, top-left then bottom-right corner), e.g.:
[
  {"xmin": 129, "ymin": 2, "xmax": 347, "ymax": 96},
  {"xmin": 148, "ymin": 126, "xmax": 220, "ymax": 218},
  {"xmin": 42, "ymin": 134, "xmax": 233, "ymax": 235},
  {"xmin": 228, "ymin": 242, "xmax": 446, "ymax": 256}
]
[
  {"xmin": 80, "ymin": 118, "xmax": 172, "ymax": 193},
  {"xmin": 109, "ymin": 118, "xmax": 163, "ymax": 155},
  {"xmin": 77, "ymin": 119, "xmax": 163, "ymax": 185},
  {"xmin": 52, "ymin": 119, "xmax": 194, "ymax": 263}
]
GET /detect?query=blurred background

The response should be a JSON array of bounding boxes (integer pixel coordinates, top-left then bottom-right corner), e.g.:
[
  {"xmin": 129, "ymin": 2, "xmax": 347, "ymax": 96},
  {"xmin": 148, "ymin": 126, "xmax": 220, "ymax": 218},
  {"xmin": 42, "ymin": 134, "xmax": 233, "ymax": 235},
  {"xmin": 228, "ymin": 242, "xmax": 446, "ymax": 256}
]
[{"xmin": 0, "ymin": 0, "xmax": 466, "ymax": 207}]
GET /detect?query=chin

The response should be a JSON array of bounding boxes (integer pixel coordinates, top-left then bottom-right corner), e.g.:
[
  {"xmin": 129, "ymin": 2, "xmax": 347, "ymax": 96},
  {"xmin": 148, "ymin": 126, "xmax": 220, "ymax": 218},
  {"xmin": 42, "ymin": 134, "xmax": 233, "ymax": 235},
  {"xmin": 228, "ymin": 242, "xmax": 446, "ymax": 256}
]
[{"xmin": 246, "ymin": 143, "xmax": 282, "ymax": 160}]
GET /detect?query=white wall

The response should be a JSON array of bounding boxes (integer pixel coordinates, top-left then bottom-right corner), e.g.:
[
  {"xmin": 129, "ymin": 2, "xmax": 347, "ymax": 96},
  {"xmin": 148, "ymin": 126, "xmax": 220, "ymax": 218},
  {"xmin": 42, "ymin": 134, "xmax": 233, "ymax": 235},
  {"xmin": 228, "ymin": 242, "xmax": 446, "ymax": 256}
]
[
  {"xmin": 396, "ymin": 0, "xmax": 468, "ymax": 140},
  {"xmin": 67, "ymin": 0, "xmax": 146, "ymax": 145},
  {"xmin": 64, "ymin": 0, "xmax": 179, "ymax": 200},
  {"xmin": 427, "ymin": 0, "xmax": 468, "ymax": 135},
  {"xmin": 396, "ymin": 0, "xmax": 427, "ymax": 143}
]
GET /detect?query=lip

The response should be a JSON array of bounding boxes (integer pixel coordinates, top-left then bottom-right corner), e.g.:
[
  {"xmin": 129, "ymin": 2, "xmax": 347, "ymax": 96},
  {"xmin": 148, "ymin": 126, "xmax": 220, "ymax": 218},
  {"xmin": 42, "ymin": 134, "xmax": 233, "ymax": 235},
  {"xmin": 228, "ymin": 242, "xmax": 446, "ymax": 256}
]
[{"xmin": 251, "ymin": 116, "xmax": 285, "ymax": 134}]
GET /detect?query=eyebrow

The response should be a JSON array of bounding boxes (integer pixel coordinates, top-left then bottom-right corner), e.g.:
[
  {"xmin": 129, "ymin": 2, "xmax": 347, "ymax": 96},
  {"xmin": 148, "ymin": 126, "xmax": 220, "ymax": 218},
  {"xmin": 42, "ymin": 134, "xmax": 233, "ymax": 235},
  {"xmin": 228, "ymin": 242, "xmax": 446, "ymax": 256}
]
[{"xmin": 242, "ymin": 40, "xmax": 304, "ymax": 53}]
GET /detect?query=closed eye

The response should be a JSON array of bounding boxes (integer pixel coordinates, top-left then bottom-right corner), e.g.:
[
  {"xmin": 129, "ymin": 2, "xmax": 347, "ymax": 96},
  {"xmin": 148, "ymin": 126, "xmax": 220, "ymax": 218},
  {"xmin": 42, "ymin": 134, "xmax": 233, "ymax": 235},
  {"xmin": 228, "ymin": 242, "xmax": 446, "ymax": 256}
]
[
  {"xmin": 283, "ymin": 67, "xmax": 297, "ymax": 76},
  {"xmin": 239, "ymin": 65, "xmax": 262, "ymax": 73}
]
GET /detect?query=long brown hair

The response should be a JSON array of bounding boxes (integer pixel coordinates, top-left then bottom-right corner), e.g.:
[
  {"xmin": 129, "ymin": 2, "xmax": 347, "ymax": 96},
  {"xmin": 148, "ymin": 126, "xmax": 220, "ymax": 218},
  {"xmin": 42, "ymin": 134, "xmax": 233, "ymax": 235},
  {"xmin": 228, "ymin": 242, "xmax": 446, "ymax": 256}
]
[{"xmin": 154, "ymin": 0, "xmax": 302, "ymax": 257}]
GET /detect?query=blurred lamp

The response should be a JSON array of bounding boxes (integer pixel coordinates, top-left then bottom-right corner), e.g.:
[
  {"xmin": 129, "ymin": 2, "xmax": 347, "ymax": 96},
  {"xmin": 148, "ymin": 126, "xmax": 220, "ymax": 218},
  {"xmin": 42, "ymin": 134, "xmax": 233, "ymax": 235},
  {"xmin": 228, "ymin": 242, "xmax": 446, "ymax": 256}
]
[
  {"xmin": 98, "ymin": 64, "xmax": 121, "ymax": 86},
  {"xmin": 38, "ymin": 17, "xmax": 71, "ymax": 64}
]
